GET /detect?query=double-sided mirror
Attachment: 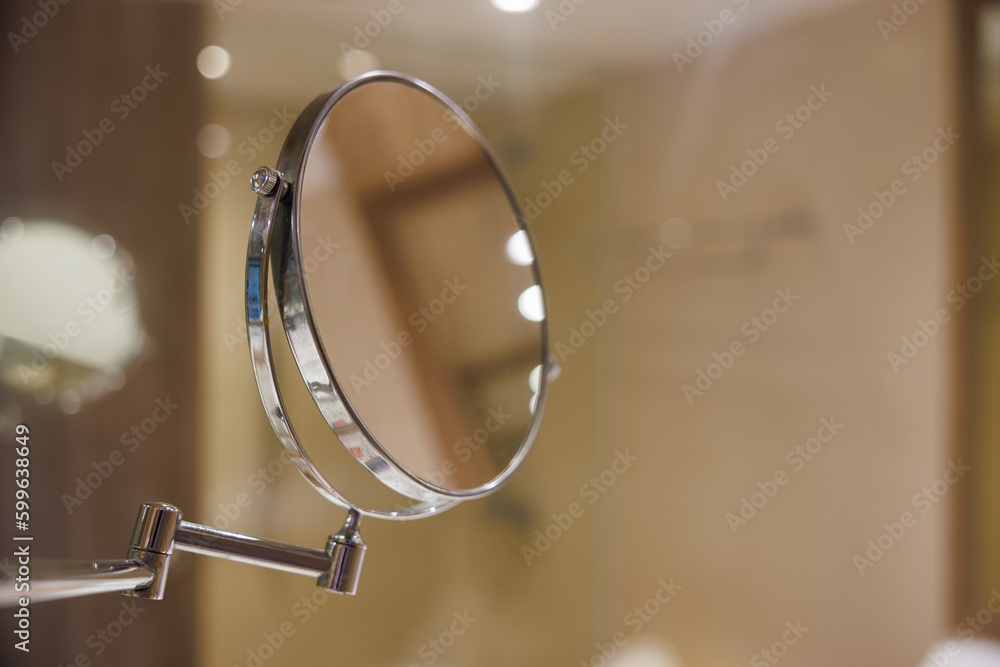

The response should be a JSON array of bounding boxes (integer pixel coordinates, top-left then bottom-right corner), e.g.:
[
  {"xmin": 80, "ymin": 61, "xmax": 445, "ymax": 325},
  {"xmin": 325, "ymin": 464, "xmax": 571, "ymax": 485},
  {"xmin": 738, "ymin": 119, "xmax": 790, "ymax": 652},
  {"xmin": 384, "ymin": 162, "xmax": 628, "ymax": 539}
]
[
  {"xmin": 0, "ymin": 70, "xmax": 552, "ymax": 606},
  {"xmin": 250, "ymin": 71, "xmax": 552, "ymax": 519}
]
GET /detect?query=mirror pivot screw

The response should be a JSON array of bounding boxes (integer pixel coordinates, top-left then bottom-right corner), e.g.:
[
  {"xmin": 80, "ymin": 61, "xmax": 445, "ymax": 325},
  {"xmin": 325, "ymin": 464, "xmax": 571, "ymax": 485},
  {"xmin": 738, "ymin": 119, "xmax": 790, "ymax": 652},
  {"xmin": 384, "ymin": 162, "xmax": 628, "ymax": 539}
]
[{"xmin": 250, "ymin": 167, "xmax": 279, "ymax": 196}]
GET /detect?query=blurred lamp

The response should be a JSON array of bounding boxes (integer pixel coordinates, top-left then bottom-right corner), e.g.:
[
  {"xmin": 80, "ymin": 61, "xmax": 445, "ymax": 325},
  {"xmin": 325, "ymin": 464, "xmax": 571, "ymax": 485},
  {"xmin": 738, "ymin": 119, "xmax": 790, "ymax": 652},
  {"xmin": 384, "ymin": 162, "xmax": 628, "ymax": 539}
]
[{"xmin": 0, "ymin": 219, "xmax": 146, "ymax": 412}]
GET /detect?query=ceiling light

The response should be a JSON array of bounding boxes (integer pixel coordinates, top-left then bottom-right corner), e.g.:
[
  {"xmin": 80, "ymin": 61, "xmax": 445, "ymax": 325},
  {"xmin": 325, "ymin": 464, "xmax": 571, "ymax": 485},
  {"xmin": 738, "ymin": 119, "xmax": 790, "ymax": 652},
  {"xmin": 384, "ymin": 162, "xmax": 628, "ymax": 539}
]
[
  {"xmin": 490, "ymin": 0, "xmax": 540, "ymax": 13},
  {"xmin": 196, "ymin": 124, "xmax": 232, "ymax": 158},
  {"xmin": 517, "ymin": 285, "xmax": 545, "ymax": 322},
  {"xmin": 505, "ymin": 230, "xmax": 534, "ymax": 265},
  {"xmin": 197, "ymin": 45, "xmax": 231, "ymax": 79}
]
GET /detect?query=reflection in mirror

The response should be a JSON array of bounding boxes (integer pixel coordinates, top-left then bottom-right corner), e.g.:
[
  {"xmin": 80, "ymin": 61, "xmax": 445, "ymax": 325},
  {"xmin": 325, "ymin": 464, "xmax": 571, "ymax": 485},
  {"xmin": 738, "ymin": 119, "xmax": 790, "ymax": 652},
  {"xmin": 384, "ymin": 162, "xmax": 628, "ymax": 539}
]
[
  {"xmin": 0, "ymin": 218, "xmax": 147, "ymax": 413},
  {"xmin": 297, "ymin": 79, "xmax": 545, "ymax": 493},
  {"xmin": 268, "ymin": 280, "xmax": 433, "ymax": 512}
]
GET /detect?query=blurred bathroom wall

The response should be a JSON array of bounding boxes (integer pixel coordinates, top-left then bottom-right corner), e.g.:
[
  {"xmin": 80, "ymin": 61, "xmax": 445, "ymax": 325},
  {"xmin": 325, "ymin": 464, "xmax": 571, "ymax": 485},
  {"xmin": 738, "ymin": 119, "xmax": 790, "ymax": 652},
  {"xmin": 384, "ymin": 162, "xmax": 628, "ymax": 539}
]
[
  {"xmin": 0, "ymin": 1, "xmax": 982, "ymax": 666},
  {"xmin": 605, "ymin": 1, "xmax": 957, "ymax": 664},
  {"xmin": 0, "ymin": 2, "xmax": 204, "ymax": 666}
]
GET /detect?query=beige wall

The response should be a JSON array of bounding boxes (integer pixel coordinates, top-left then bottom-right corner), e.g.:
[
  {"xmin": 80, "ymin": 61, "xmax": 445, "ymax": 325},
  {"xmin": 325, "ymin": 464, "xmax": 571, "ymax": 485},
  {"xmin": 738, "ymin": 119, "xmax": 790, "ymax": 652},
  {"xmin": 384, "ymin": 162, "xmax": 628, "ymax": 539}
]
[
  {"xmin": 0, "ymin": 2, "xmax": 203, "ymax": 666},
  {"xmin": 601, "ymin": 1, "xmax": 956, "ymax": 664},
  {"xmin": 193, "ymin": 1, "xmax": 958, "ymax": 666}
]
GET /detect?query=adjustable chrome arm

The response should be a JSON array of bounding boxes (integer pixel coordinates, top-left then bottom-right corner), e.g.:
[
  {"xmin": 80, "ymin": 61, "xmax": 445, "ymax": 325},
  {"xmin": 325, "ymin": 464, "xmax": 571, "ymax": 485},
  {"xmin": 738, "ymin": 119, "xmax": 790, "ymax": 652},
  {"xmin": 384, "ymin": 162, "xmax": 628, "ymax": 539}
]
[
  {"xmin": 170, "ymin": 511, "xmax": 365, "ymax": 590},
  {"xmin": 1, "ymin": 560, "xmax": 155, "ymax": 605},
  {"xmin": 124, "ymin": 502, "xmax": 366, "ymax": 600},
  {"xmin": 0, "ymin": 501, "xmax": 366, "ymax": 607},
  {"xmin": 175, "ymin": 523, "xmax": 334, "ymax": 577}
]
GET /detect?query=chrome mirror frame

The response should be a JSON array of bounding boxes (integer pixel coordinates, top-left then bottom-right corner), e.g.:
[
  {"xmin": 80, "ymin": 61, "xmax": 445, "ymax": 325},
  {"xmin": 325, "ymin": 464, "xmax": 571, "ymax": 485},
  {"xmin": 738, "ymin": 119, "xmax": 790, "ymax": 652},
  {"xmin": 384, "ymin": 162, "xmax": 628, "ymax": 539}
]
[
  {"xmin": 0, "ymin": 71, "xmax": 551, "ymax": 607},
  {"xmin": 247, "ymin": 70, "xmax": 552, "ymax": 516}
]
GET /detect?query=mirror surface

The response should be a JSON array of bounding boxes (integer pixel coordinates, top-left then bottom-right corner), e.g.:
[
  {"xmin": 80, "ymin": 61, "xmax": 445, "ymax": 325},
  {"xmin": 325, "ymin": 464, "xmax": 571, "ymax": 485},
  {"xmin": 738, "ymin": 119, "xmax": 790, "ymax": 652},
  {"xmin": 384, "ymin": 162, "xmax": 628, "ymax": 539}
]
[{"xmin": 296, "ymin": 79, "xmax": 545, "ymax": 493}]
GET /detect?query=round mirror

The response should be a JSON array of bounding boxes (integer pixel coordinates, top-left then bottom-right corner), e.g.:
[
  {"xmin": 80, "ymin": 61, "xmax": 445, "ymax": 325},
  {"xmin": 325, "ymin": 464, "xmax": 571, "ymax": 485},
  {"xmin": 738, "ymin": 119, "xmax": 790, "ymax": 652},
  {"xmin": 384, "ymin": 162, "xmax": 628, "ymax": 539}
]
[{"xmin": 247, "ymin": 72, "xmax": 551, "ymax": 519}]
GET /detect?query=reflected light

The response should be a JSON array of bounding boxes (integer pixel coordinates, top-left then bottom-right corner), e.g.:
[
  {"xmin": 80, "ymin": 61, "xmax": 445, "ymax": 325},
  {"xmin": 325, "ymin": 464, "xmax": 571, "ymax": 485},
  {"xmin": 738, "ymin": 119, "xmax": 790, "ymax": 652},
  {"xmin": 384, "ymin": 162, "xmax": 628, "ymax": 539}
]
[
  {"xmin": 529, "ymin": 392, "xmax": 538, "ymax": 414},
  {"xmin": 197, "ymin": 123, "xmax": 231, "ymax": 158},
  {"xmin": 491, "ymin": 0, "xmax": 540, "ymax": 13},
  {"xmin": 337, "ymin": 49, "xmax": 380, "ymax": 80},
  {"xmin": 506, "ymin": 229, "xmax": 534, "ymax": 266},
  {"xmin": 608, "ymin": 636, "xmax": 684, "ymax": 667},
  {"xmin": 197, "ymin": 45, "xmax": 231, "ymax": 79},
  {"xmin": 517, "ymin": 285, "xmax": 544, "ymax": 322},
  {"xmin": 529, "ymin": 364, "xmax": 542, "ymax": 393}
]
